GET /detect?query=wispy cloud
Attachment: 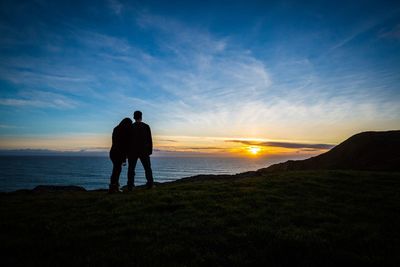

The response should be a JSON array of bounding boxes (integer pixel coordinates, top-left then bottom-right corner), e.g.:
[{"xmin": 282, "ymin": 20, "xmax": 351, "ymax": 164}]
[
  {"xmin": 108, "ymin": 0, "xmax": 123, "ymax": 15},
  {"xmin": 117, "ymin": 12, "xmax": 275, "ymax": 136},
  {"xmin": 137, "ymin": 13, "xmax": 227, "ymax": 53},
  {"xmin": 0, "ymin": 4, "xmax": 399, "ymax": 147},
  {"xmin": 227, "ymin": 140, "xmax": 334, "ymax": 150},
  {"xmin": 0, "ymin": 90, "xmax": 78, "ymax": 109},
  {"xmin": 379, "ymin": 24, "xmax": 400, "ymax": 39},
  {"xmin": 0, "ymin": 124, "xmax": 20, "ymax": 129},
  {"xmin": 325, "ymin": 9, "xmax": 400, "ymax": 54}
]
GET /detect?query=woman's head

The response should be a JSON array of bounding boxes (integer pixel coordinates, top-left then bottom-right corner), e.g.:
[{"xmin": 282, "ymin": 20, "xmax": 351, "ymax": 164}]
[{"xmin": 119, "ymin": 117, "xmax": 132, "ymax": 127}]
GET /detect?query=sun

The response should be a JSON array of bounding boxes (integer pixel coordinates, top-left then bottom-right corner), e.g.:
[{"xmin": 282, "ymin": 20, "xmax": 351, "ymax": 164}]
[{"xmin": 248, "ymin": 146, "xmax": 261, "ymax": 155}]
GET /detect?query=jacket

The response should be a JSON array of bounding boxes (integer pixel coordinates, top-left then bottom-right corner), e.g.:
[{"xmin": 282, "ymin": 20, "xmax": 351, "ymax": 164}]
[
  {"xmin": 109, "ymin": 124, "xmax": 129, "ymax": 162},
  {"xmin": 128, "ymin": 122, "xmax": 153, "ymax": 157}
]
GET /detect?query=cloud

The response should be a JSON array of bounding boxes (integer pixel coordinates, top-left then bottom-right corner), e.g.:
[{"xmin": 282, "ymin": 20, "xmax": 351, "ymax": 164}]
[
  {"xmin": 0, "ymin": 98, "xmax": 75, "ymax": 109},
  {"xmin": 154, "ymin": 145, "xmax": 224, "ymax": 152},
  {"xmin": 123, "ymin": 12, "xmax": 275, "ymax": 135},
  {"xmin": 0, "ymin": 56, "xmax": 99, "ymax": 99},
  {"xmin": 74, "ymin": 30, "xmax": 132, "ymax": 52},
  {"xmin": 124, "ymin": 12, "xmax": 400, "ymax": 140},
  {"xmin": 108, "ymin": 0, "xmax": 123, "ymax": 15},
  {"xmin": 0, "ymin": 90, "xmax": 78, "ymax": 109},
  {"xmin": 136, "ymin": 13, "xmax": 227, "ymax": 53},
  {"xmin": 186, "ymin": 147, "xmax": 223, "ymax": 150},
  {"xmin": 158, "ymin": 139, "xmax": 178, "ymax": 143},
  {"xmin": 0, "ymin": 124, "xmax": 19, "ymax": 129},
  {"xmin": 227, "ymin": 140, "xmax": 335, "ymax": 150},
  {"xmin": 1, "ymin": 8, "xmax": 399, "ymax": 144},
  {"xmin": 379, "ymin": 24, "xmax": 400, "ymax": 39},
  {"xmin": 325, "ymin": 9, "xmax": 400, "ymax": 54}
]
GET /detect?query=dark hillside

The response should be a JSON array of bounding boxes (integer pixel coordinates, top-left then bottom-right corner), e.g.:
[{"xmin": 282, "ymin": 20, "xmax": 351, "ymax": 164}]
[{"xmin": 262, "ymin": 131, "xmax": 400, "ymax": 172}]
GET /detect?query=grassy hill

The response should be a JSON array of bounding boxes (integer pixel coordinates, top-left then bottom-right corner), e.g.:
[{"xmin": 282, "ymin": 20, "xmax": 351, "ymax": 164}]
[{"xmin": 1, "ymin": 170, "xmax": 400, "ymax": 266}]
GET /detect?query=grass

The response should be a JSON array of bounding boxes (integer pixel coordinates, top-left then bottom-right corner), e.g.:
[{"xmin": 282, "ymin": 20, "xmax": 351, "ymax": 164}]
[{"xmin": 1, "ymin": 170, "xmax": 400, "ymax": 266}]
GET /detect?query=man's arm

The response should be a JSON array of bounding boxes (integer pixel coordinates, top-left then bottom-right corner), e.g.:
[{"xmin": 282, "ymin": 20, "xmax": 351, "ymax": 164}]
[
  {"xmin": 111, "ymin": 128, "xmax": 116, "ymax": 146},
  {"xmin": 147, "ymin": 125, "xmax": 153, "ymax": 155}
]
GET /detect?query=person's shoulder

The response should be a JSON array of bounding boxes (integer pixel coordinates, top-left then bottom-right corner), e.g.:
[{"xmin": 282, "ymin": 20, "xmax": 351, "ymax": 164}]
[
  {"xmin": 131, "ymin": 122, "xmax": 143, "ymax": 131},
  {"xmin": 142, "ymin": 122, "xmax": 151, "ymax": 131},
  {"xmin": 132, "ymin": 122, "xmax": 150, "ymax": 129}
]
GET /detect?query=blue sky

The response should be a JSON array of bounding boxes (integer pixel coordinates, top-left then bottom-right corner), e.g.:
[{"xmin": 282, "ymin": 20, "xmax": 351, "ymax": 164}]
[{"xmin": 0, "ymin": 0, "xmax": 399, "ymax": 155}]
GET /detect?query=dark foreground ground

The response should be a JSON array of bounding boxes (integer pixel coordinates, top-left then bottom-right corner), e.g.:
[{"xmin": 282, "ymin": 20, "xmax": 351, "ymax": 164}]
[{"xmin": 1, "ymin": 170, "xmax": 400, "ymax": 266}]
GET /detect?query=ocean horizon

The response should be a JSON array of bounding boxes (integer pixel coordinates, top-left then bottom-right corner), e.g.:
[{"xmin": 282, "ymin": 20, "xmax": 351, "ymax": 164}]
[{"xmin": 0, "ymin": 155, "xmax": 305, "ymax": 192}]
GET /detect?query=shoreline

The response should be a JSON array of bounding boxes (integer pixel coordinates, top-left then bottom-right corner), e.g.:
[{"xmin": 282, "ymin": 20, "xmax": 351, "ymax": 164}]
[{"xmin": 2, "ymin": 170, "xmax": 260, "ymax": 194}]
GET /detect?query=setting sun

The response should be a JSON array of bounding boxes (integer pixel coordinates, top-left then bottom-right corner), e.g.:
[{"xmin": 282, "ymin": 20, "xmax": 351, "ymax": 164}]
[{"xmin": 248, "ymin": 146, "xmax": 261, "ymax": 155}]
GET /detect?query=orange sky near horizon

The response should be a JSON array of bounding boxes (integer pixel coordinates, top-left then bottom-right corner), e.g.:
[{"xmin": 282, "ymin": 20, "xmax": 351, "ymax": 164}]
[{"xmin": 0, "ymin": 133, "xmax": 333, "ymax": 158}]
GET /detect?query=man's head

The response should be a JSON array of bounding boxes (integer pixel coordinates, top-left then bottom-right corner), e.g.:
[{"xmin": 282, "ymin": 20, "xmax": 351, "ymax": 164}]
[{"xmin": 133, "ymin": 110, "xmax": 142, "ymax": 122}]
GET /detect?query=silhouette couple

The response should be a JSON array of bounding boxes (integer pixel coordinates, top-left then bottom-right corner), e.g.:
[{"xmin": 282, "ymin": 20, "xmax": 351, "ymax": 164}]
[{"xmin": 109, "ymin": 110, "xmax": 154, "ymax": 193}]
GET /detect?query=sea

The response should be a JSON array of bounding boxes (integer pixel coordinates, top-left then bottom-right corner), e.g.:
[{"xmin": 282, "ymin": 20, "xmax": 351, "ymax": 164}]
[{"xmin": 0, "ymin": 156, "xmax": 291, "ymax": 192}]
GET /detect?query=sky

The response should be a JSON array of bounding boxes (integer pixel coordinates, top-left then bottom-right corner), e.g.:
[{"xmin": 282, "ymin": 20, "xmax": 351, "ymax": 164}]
[{"xmin": 0, "ymin": 0, "xmax": 399, "ymax": 157}]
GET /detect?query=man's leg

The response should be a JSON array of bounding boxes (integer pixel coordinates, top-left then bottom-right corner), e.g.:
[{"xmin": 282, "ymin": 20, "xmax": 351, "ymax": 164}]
[
  {"xmin": 127, "ymin": 157, "xmax": 138, "ymax": 189},
  {"xmin": 140, "ymin": 155, "xmax": 154, "ymax": 187}
]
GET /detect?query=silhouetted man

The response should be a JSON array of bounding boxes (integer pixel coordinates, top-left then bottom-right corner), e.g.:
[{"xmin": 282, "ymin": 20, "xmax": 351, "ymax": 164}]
[{"xmin": 127, "ymin": 110, "xmax": 154, "ymax": 190}]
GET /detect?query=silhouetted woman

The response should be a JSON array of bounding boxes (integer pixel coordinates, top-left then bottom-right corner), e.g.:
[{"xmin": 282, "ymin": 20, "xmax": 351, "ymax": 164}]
[{"xmin": 109, "ymin": 118, "xmax": 132, "ymax": 193}]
